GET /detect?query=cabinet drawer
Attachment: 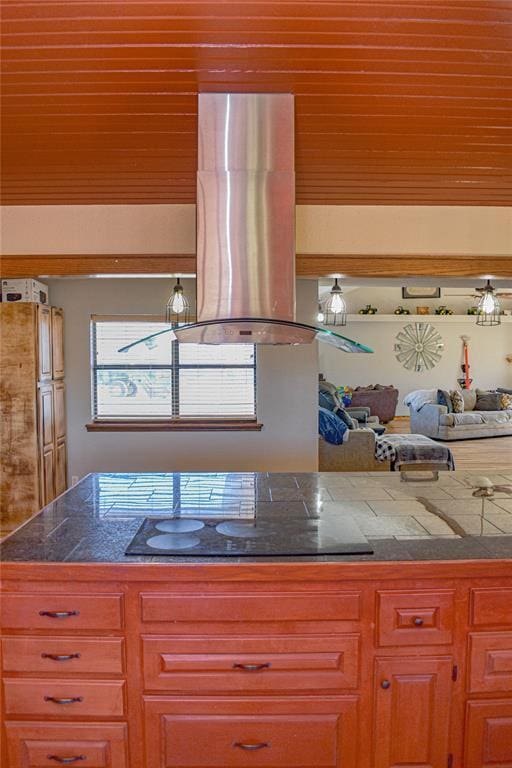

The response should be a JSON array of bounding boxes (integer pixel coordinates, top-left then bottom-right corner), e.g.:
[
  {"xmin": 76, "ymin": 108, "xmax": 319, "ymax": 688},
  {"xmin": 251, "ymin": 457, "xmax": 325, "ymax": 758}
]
[
  {"xmin": 5, "ymin": 722, "xmax": 128, "ymax": 768},
  {"xmin": 141, "ymin": 590, "xmax": 360, "ymax": 627},
  {"xmin": 2, "ymin": 637, "xmax": 124, "ymax": 675},
  {"xmin": 465, "ymin": 700, "xmax": 512, "ymax": 768},
  {"xmin": 377, "ymin": 590, "xmax": 454, "ymax": 647},
  {"xmin": 1, "ymin": 593, "xmax": 123, "ymax": 630},
  {"xmin": 142, "ymin": 635, "xmax": 359, "ymax": 693},
  {"xmin": 471, "ymin": 589, "xmax": 512, "ymax": 627},
  {"xmin": 468, "ymin": 632, "xmax": 512, "ymax": 693},
  {"xmin": 3, "ymin": 679, "xmax": 125, "ymax": 718},
  {"xmin": 143, "ymin": 696, "xmax": 357, "ymax": 768}
]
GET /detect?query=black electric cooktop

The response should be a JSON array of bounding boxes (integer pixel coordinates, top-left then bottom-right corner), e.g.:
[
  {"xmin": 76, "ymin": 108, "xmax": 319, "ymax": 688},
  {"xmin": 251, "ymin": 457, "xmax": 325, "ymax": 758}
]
[{"xmin": 125, "ymin": 515, "xmax": 373, "ymax": 557}]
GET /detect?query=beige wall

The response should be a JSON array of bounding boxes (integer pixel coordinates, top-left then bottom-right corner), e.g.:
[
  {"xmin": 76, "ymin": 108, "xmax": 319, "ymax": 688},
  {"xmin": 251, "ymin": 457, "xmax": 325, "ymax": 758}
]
[
  {"xmin": 47, "ymin": 278, "xmax": 319, "ymax": 479},
  {"xmin": 3, "ymin": 204, "xmax": 512, "ymax": 256},
  {"xmin": 319, "ymin": 287, "xmax": 512, "ymax": 416}
]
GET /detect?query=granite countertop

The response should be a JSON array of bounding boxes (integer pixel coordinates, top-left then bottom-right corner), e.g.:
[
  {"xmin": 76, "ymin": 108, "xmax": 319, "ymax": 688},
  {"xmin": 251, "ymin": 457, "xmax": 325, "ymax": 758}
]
[{"xmin": 1, "ymin": 471, "xmax": 511, "ymax": 563}]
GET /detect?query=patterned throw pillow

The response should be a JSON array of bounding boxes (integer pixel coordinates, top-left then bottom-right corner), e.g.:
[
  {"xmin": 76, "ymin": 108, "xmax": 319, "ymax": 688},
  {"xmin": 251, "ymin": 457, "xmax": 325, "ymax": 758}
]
[
  {"xmin": 450, "ymin": 390, "xmax": 465, "ymax": 413},
  {"xmin": 500, "ymin": 392, "xmax": 512, "ymax": 410}
]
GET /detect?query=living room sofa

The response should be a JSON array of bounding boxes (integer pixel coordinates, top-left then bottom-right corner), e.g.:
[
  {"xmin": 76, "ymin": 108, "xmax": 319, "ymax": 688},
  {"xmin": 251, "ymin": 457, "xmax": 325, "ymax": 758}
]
[
  {"xmin": 350, "ymin": 385, "xmax": 399, "ymax": 423},
  {"xmin": 407, "ymin": 389, "xmax": 512, "ymax": 441}
]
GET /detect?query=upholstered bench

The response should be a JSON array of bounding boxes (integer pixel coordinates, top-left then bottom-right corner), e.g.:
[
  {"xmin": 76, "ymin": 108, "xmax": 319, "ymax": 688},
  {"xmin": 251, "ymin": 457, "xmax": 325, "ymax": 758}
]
[{"xmin": 375, "ymin": 433, "xmax": 455, "ymax": 478}]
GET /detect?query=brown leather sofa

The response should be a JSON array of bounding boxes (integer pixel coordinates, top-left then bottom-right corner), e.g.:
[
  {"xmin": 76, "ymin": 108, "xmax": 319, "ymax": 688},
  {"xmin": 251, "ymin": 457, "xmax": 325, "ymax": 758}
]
[{"xmin": 350, "ymin": 385, "xmax": 399, "ymax": 424}]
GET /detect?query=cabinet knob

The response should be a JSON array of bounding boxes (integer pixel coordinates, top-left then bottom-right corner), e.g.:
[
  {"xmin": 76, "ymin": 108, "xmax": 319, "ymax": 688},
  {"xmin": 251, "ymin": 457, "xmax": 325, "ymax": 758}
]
[
  {"xmin": 47, "ymin": 757, "xmax": 86, "ymax": 765},
  {"xmin": 39, "ymin": 610, "xmax": 79, "ymax": 619},
  {"xmin": 234, "ymin": 742, "xmax": 269, "ymax": 751},
  {"xmin": 413, "ymin": 617, "xmax": 424, "ymax": 626},
  {"xmin": 381, "ymin": 679, "xmax": 391, "ymax": 690}
]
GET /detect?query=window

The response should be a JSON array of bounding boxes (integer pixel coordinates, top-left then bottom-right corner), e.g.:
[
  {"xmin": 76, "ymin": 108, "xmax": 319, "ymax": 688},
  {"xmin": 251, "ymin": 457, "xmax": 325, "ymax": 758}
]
[{"xmin": 90, "ymin": 318, "xmax": 257, "ymax": 423}]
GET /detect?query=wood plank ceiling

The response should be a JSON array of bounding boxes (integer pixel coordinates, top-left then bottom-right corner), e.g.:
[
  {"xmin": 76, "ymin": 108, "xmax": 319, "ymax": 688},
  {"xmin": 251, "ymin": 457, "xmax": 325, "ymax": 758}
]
[{"xmin": 1, "ymin": 0, "xmax": 511, "ymax": 207}]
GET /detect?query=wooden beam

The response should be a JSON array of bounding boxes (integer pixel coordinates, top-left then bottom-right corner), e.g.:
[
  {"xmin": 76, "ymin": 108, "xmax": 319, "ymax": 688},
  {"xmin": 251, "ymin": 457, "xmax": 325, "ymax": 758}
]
[
  {"xmin": 1, "ymin": 253, "xmax": 510, "ymax": 279},
  {"xmin": 296, "ymin": 255, "xmax": 512, "ymax": 278}
]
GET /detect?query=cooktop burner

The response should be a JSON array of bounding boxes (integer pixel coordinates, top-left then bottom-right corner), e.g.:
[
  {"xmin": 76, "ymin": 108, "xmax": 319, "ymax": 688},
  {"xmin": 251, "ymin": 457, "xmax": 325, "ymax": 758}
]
[{"xmin": 125, "ymin": 516, "xmax": 373, "ymax": 557}]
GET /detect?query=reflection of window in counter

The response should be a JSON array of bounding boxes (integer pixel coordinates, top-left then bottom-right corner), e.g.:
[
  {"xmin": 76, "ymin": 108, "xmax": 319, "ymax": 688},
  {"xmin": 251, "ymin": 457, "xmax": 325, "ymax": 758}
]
[{"xmin": 89, "ymin": 316, "xmax": 257, "ymax": 423}]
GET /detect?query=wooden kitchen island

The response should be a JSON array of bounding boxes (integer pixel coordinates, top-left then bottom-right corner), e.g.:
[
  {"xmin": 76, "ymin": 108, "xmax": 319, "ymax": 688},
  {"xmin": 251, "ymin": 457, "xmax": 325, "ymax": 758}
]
[{"xmin": 1, "ymin": 471, "xmax": 511, "ymax": 768}]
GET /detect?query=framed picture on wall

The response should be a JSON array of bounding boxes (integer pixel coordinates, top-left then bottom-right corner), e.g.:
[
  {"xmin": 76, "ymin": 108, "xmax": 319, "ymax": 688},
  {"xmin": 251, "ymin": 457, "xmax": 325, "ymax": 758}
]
[{"xmin": 402, "ymin": 287, "xmax": 441, "ymax": 299}]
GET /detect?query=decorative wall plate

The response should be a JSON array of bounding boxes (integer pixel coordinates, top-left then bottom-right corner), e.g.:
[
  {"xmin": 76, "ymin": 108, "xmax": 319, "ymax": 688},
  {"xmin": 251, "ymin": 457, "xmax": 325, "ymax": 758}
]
[{"xmin": 394, "ymin": 323, "xmax": 444, "ymax": 372}]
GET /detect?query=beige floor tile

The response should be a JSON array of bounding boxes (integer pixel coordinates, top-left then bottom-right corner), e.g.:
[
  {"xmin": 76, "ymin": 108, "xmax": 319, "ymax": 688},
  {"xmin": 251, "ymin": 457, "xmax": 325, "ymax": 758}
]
[
  {"xmin": 356, "ymin": 516, "xmax": 429, "ymax": 537},
  {"xmin": 413, "ymin": 515, "xmax": 456, "ymax": 535},
  {"xmin": 480, "ymin": 513, "xmax": 512, "ymax": 533},
  {"xmin": 369, "ymin": 499, "xmax": 431, "ymax": 516},
  {"xmin": 449, "ymin": 514, "xmax": 503, "ymax": 535},
  {"xmin": 328, "ymin": 488, "xmax": 393, "ymax": 501},
  {"xmin": 316, "ymin": 501, "xmax": 377, "ymax": 516},
  {"xmin": 492, "ymin": 499, "xmax": 512, "ymax": 513}
]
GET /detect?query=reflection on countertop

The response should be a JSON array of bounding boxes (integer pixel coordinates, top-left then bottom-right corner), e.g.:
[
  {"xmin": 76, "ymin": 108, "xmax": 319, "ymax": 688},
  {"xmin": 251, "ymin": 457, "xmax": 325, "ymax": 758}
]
[{"xmin": 1, "ymin": 471, "xmax": 511, "ymax": 563}]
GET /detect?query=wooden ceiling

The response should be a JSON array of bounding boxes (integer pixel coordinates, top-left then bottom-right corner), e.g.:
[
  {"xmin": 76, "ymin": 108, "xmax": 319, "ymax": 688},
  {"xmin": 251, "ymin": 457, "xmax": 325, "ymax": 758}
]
[{"xmin": 1, "ymin": 1, "xmax": 511, "ymax": 206}]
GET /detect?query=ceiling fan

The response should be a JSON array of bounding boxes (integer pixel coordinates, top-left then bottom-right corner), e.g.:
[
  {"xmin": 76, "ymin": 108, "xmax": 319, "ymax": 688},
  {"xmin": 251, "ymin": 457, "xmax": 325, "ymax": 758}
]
[{"xmin": 445, "ymin": 285, "xmax": 512, "ymax": 299}]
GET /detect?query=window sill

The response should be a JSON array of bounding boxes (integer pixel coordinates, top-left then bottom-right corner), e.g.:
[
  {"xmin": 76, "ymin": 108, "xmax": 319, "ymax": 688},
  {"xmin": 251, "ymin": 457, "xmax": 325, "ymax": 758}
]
[{"xmin": 85, "ymin": 420, "xmax": 263, "ymax": 432}]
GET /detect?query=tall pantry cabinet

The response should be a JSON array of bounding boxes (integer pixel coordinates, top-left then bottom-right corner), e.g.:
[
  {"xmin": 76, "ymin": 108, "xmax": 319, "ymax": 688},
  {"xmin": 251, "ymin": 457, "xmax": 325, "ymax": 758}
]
[{"xmin": 0, "ymin": 303, "xmax": 67, "ymax": 535}]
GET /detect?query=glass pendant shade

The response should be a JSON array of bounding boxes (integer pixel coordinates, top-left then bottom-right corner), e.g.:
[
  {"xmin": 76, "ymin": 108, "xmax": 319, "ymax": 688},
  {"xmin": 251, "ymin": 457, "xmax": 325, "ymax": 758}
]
[
  {"xmin": 476, "ymin": 280, "xmax": 501, "ymax": 326},
  {"xmin": 323, "ymin": 279, "xmax": 347, "ymax": 326},
  {"xmin": 166, "ymin": 278, "xmax": 190, "ymax": 324},
  {"xmin": 316, "ymin": 305, "xmax": 325, "ymax": 323}
]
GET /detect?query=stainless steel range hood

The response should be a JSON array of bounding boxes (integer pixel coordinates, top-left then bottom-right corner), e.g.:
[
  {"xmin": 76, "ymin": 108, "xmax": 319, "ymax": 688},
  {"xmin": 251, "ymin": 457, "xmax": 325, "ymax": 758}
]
[{"xmin": 120, "ymin": 93, "xmax": 372, "ymax": 354}]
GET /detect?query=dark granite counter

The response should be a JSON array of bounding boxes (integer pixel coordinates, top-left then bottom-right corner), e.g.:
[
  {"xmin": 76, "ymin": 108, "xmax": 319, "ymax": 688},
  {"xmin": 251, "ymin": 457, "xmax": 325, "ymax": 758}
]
[{"xmin": 1, "ymin": 471, "xmax": 511, "ymax": 563}]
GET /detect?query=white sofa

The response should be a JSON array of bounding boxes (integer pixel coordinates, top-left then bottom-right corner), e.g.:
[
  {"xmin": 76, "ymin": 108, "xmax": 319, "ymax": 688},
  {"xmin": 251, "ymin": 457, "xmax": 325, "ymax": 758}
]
[{"xmin": 406, "ymin": 389, "xmax": 512, "ymax": 441}]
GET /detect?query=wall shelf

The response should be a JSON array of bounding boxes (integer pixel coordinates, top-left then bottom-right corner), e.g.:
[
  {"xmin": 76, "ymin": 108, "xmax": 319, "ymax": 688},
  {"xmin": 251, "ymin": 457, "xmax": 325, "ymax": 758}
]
[{"xmin": 335, "ymin": 314, "xmax": 512, "ymax": 323}]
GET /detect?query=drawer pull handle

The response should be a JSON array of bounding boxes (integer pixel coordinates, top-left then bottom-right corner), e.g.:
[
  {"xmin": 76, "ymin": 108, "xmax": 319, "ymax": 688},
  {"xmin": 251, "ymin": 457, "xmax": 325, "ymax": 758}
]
[
  {"xmin": 381, "ymin": 679, "xmax": 391, "ymax": 690},
  {"xmin": 39, "ymin": 610, "xmax": 80, "ymax": 619},
  {"xmin": 47, "ymin": 757, "xmax": 86, "ymax": 764},
  {"xmin": 233, "ymin": 662, "xmax": 271, "ymax": 672},
  {"xmin": 44, "ymin": 696, "xmax": 83, "ymax": 705},
  {"xmin": 234, "ymin": 742, "xmax": 269, "ymax": 751},
  {"xmin": 42, "ymin": 653, "xmax": 81, "ymax": 662},
  {"xmin": 413, "ymin": 617, "xmax": 424, "ymax": 626}
]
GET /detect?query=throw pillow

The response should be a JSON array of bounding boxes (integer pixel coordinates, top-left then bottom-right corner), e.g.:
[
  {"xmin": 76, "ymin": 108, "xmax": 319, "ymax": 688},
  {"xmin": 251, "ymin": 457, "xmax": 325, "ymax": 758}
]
[
  {"xmin": 318, "ymin": 407, "xmax": 348, "ymax": 445},
  {"xmin": 475, "ymin": 389, "xmax": 501, "ymax": 412},
  {"xmin": 460, "ymin": 389, "xmax": 477, "ymax": 412},
  {"xmin": 450, "ymin": 390, "xmax": 465, "ymax": 413},
  {"xmin": 499, "ymin": 392, "xmax": 512, "ymax": 410},
  {"xmin": 498, "ymin": 387, "xmax": 512, "ymax": 395},
  {"xmin": 437, "ymin": 389, "xmax": 453, "ymax": 412},
  {"xmin": 337, "ymin": 407, "xmax": 355, "ymax": 430}
]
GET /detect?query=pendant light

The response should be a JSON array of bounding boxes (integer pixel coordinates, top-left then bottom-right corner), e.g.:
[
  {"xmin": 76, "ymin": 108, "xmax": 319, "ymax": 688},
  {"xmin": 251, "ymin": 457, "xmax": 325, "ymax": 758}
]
[
  {"xmin": 316, "ymin": 304, "xmax": 325, "ymax": 324},
  {"xmin": 323, "ymin": 278, "xmax": 347, "ymax": 326},
  {"xmin": 166, "ymin": 277, "xmax": 190, "ymax": 324},
  {"xmin": 476, "ymin": 280, "xmax": 501, "ymax": 326}
]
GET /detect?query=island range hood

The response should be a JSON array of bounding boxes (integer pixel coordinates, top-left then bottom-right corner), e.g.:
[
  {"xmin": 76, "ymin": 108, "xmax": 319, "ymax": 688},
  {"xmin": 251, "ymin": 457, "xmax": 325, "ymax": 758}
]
[{"xmin": 120, "ymin": 93, "xmax": 372, "ymax": 354}]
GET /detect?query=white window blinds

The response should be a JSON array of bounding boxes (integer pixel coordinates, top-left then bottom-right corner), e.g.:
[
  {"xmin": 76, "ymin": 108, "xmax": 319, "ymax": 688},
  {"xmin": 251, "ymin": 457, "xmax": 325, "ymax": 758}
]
[{"xmin": 91, "ymin": 319, "xmax": 256, "ymax": 420}]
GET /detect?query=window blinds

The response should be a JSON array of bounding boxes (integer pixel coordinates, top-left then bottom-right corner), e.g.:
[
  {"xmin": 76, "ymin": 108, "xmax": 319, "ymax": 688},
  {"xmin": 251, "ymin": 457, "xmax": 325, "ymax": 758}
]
[{"xmin": 91, "ymin": 319, "xmax": 256, "ymax": 420}]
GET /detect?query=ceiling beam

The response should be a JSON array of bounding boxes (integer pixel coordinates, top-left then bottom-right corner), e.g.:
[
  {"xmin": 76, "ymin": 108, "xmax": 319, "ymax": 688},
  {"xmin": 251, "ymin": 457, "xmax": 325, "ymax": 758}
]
[{"xmin": 1, "ymin": 254, "xmax": 510, "ymax": 279}]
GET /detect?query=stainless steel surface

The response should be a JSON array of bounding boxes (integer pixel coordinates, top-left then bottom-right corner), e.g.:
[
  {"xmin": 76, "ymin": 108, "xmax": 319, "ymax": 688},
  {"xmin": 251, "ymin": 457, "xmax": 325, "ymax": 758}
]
[
  {"xmin": 174, "ymin": 318, "xmax": 373, "ymax": 352},
  {"xmin": 197, "ymin": 93, "xmax": 295, "ymax": 325}
]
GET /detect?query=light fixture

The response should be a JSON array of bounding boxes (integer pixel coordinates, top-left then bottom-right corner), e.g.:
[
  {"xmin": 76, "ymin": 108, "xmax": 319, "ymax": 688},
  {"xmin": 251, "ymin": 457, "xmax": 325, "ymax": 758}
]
[
  {"xmin": 316, "ymin": 304, "xmax": 325, "ymax": 324},
  {"xmin": 476, "ymin": 280, "xmax": 501, "ymax": 326},
  {"xmin": 323, "ymin": 278, "xmax": 347, "ymax": 326},
  {"xmin": 166, "ymin": 277, "xmax": 190, "ymax": 324}
]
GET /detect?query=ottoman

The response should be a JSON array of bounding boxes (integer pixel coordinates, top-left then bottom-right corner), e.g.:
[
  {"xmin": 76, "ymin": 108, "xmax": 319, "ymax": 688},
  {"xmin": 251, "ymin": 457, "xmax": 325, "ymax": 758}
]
[{"xmin": 375, "ymin": 433, "xmax": 455, "ymax": 477}]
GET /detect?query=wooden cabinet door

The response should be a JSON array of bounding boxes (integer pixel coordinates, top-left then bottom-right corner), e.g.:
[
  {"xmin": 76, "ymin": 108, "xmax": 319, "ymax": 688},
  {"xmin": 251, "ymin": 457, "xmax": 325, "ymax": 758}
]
[
  {"xmin": 37, "ymin": 305, "xmax": 52, "ymax": 381},
  {"xmin": 38, "ymin": 384, "xmax": 55, "ymax": 505},
  {"xmin": 465, "ymin": 700, "xmax": 512, "ymax": 768},
  {"xmin": 41, "ymin": 445, "xmax": 55, "ymax": 506},
  {"xmin": 374, "ymin": 657, "xmax": 453, "ymax": 768},
  {"xmin": 53, "ymin": 381, "xmax": 66, "ymax": 442},
  {"xmin": 55, "ymin": 439, "xmax": 67, "ymax": 496},
  {"xmin": 51, "ymin": 306, "xmax": 65, "ymax": 379}
]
